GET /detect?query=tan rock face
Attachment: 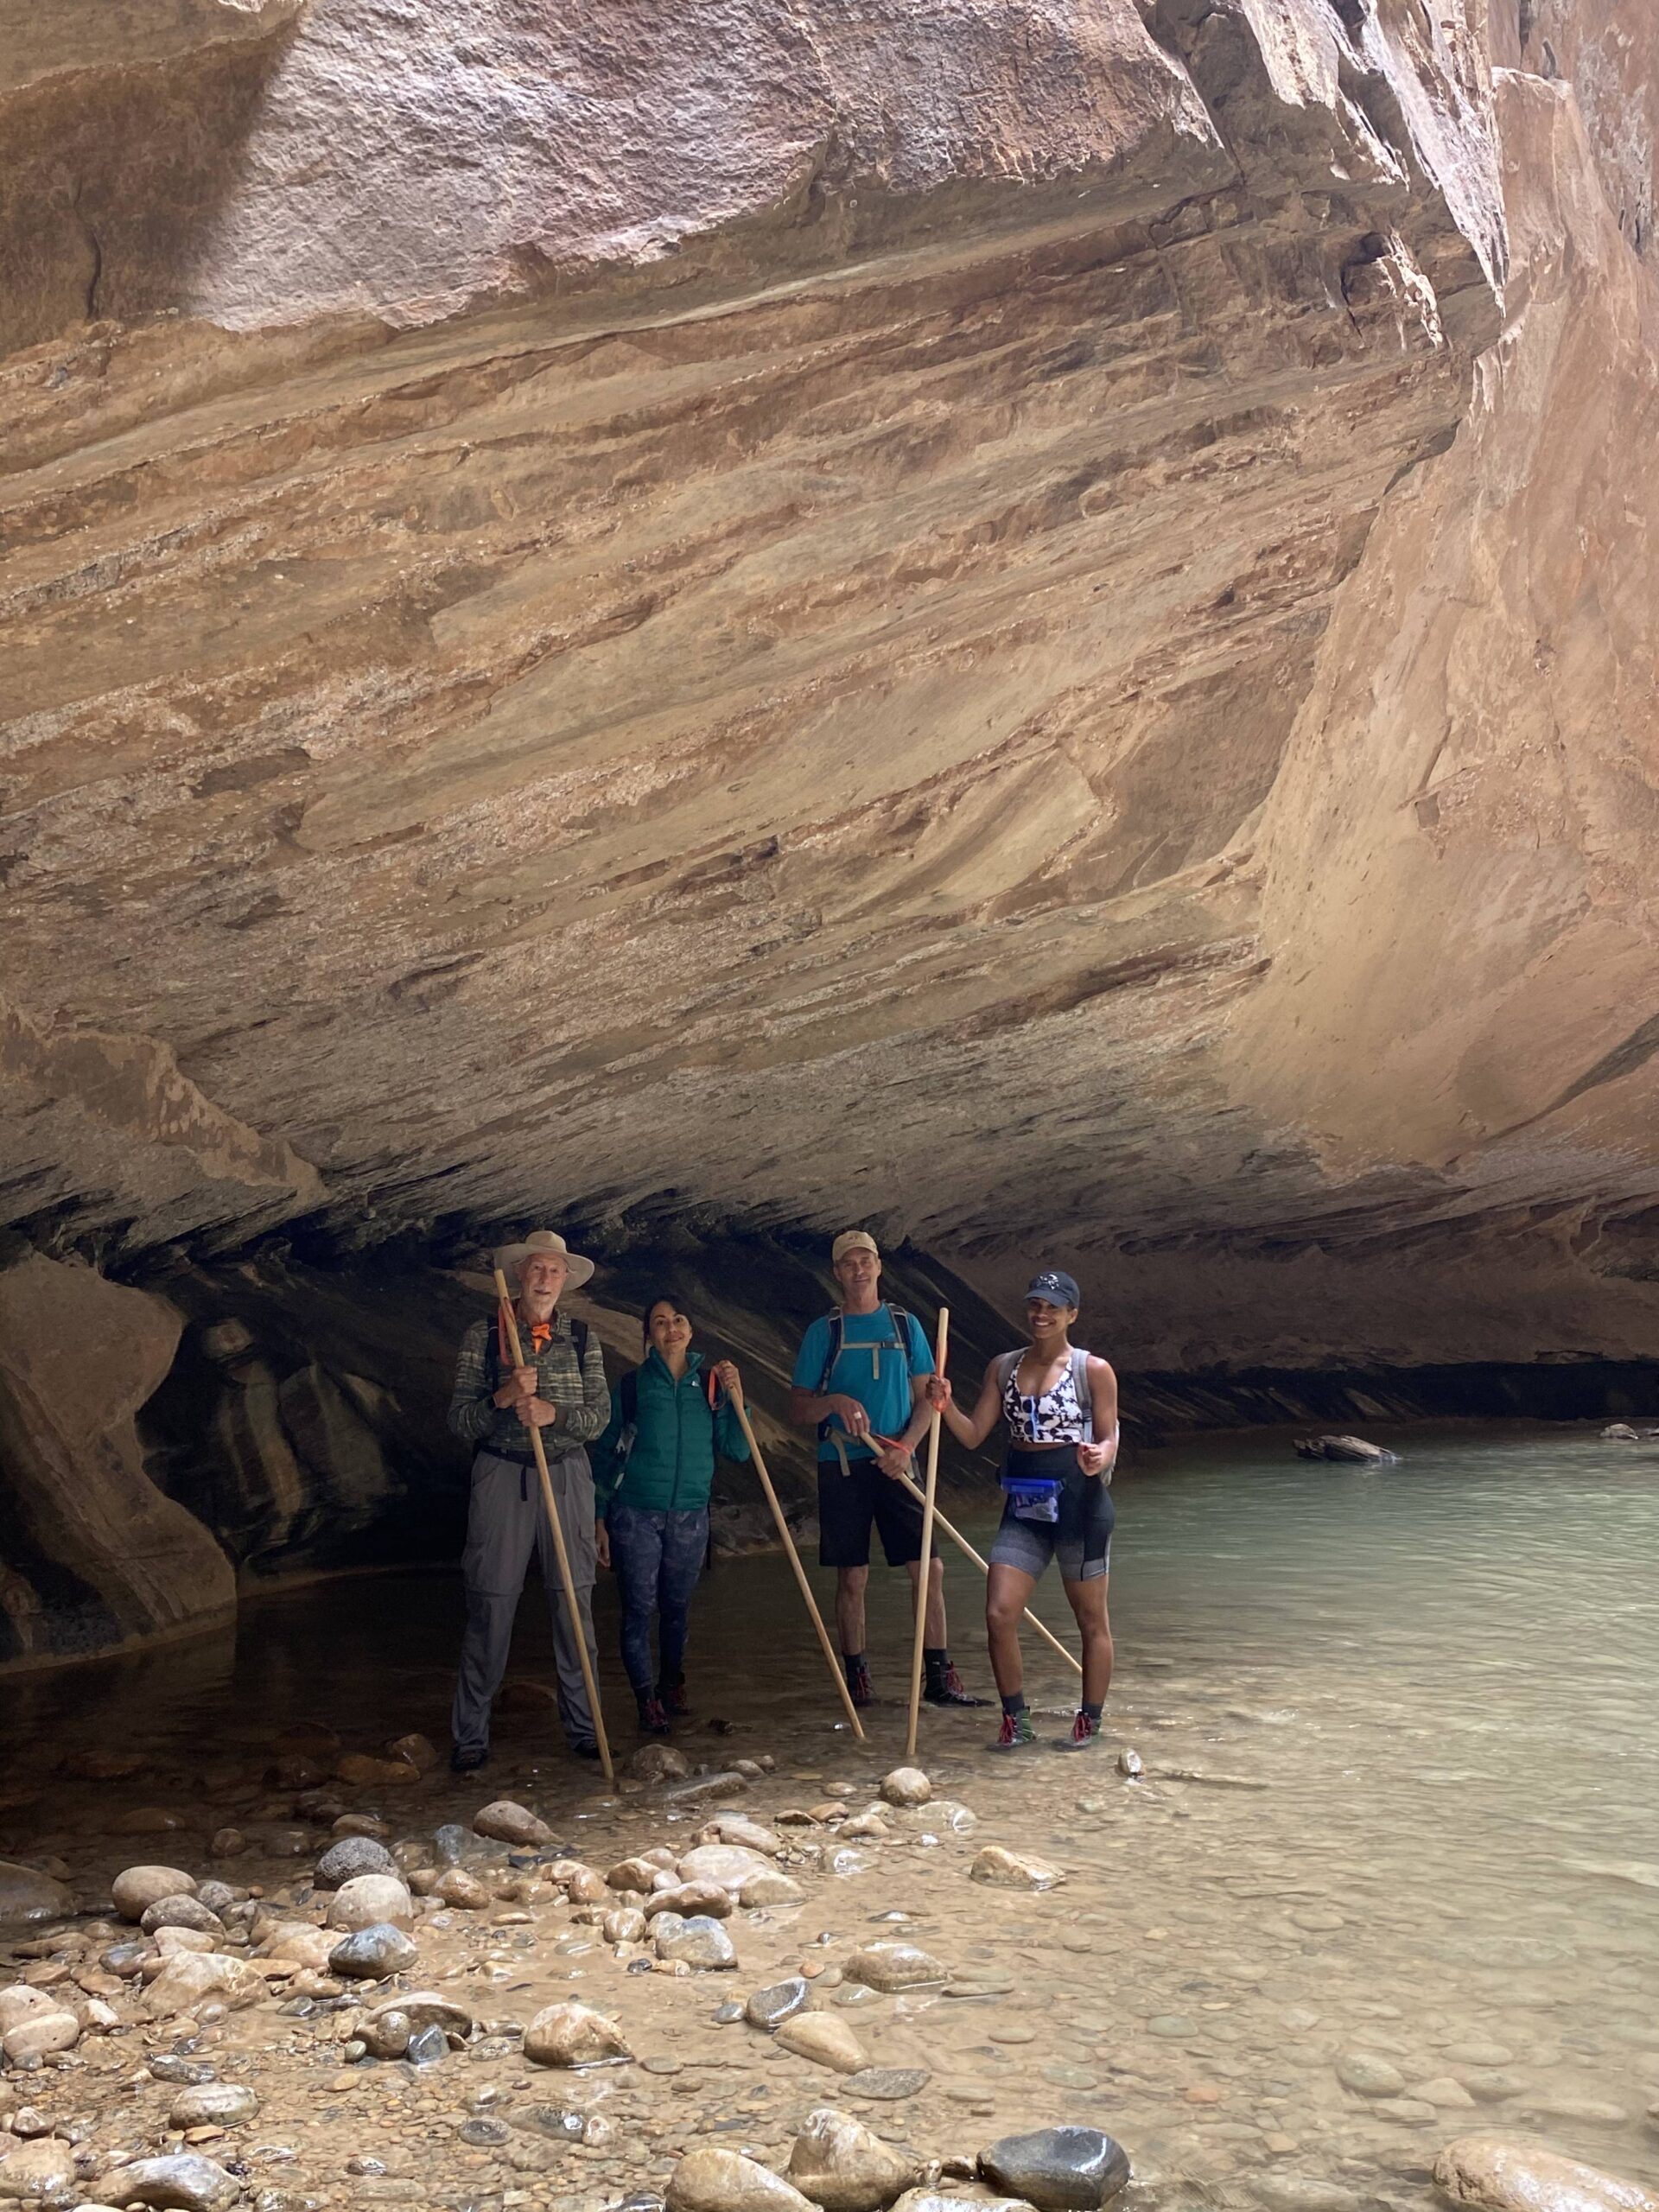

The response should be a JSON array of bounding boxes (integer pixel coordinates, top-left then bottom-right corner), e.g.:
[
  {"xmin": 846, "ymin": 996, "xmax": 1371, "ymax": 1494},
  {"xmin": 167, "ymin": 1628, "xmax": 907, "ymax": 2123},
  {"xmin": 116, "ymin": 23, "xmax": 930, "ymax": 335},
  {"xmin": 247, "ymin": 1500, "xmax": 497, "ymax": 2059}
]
[{"xmin": 0, "ymin": 2, "xmax": 1656, "ymax": 1664}]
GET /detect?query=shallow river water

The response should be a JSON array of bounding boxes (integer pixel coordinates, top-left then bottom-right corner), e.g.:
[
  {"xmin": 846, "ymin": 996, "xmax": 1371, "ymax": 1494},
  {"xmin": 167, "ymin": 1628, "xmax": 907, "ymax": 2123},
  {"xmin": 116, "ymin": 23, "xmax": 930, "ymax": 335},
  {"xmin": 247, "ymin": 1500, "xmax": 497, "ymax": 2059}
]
[{"xmin": 3, "ymin": 1422, "xmax": 1658, "ymax": 2211}]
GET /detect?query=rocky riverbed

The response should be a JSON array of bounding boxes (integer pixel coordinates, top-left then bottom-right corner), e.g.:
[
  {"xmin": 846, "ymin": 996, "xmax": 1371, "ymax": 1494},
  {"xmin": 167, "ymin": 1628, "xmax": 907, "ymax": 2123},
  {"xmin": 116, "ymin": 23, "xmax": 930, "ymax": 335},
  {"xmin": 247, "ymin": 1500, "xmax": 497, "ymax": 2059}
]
[{"xmin": 3, "ymin": 1696, "xmax": 1658, "ymax": 2212}]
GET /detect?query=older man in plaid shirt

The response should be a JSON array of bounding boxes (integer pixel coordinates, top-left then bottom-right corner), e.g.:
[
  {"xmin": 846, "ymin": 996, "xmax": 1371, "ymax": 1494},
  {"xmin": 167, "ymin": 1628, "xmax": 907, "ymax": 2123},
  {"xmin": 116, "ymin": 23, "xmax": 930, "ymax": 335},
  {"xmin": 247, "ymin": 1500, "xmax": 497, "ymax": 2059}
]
[{"xmin": 448, "ymin": 1230, "xmax": 610, "ymax": 1771}]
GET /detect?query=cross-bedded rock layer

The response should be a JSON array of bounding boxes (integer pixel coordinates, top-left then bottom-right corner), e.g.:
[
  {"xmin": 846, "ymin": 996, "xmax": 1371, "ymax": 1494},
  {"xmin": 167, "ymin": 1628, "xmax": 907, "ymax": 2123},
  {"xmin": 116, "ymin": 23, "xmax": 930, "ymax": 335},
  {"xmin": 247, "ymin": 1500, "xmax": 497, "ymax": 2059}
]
[{"xmin": 1, "ymin": 2, "xmax": 1656, "ymax": 1660}]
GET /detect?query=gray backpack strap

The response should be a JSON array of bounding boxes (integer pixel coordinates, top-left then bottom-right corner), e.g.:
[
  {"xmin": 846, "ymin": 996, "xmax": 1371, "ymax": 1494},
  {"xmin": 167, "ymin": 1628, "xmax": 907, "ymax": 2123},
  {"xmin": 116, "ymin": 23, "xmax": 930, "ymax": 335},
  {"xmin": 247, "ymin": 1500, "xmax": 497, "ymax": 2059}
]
[
  {"xmin": 1070, "ymin": 1347, "xmax": 1094, "ymax": 1442},
  {"xmin": 994, "ymin": 1350, "xmax": 1023, "ymax": 1396}
]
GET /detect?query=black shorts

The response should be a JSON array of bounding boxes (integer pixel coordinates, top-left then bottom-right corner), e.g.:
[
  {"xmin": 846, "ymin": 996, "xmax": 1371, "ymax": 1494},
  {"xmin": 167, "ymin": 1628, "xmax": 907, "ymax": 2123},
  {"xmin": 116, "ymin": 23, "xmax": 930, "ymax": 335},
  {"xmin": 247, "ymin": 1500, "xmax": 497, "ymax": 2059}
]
[{"xmin": 817, "ymin": 1453, "xmax": 925, "ymax": 1568}]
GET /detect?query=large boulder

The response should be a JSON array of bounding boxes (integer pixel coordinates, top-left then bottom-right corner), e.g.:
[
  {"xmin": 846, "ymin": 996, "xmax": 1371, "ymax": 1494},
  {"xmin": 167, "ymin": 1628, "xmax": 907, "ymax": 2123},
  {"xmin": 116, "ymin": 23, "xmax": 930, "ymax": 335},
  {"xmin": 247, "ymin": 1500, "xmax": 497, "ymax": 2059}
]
[{"xmin": 0, "ymin": 1256, "xmax": 235, "ymax": 1665}]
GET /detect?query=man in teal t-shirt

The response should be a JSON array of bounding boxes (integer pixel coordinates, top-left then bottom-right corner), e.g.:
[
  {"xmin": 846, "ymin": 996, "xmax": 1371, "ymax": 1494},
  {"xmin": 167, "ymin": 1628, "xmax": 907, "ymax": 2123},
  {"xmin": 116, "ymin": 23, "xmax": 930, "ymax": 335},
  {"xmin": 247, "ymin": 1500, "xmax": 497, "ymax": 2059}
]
[{"xmin": 789, "ymin": 1230, "xmax": 983, "ymax": 1710}]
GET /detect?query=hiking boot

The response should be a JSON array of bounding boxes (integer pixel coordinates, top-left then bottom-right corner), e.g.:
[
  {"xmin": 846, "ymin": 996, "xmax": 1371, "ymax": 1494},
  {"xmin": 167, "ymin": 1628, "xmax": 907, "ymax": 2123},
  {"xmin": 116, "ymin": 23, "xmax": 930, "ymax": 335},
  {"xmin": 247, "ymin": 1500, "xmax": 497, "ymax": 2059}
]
[
  {"xmin": 845, "ymin": 1660, "xmax": 875, "ymax": 1708},
  {"xmin": 992, "ymin": 1709, "xmax": 1038, "ymax": 1751},
  {"xmin": 924, "ymin": 1662, "xmax": 988, "ymax": 1707},
  {"xmin": 570, "ymin": 1739, "xmax": 602, "ymax": 1761},
  {"xmin": 449, "ymin": 1745, "xmax": 489, "ymax": 1774},
  {"xmin": 1057, "ymin": 1710, "xmax": 1100, "ymax": 1751},
  {"xmin": 661, "ymin": 1677, "xmax": 690, "ymax": 1717},
  {"xmin": 638, "ymin": 1698, "xmax": 671, "ymax": 1736}
]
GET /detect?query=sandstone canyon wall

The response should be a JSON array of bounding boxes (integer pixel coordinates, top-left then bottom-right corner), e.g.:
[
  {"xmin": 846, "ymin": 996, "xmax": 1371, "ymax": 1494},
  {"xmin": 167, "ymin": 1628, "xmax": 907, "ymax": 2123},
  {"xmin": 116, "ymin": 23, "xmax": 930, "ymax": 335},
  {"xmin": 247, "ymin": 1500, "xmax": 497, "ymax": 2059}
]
[{"xmin": 2, "ymin": 0, "xmax": 1656, "ymax": 1662}]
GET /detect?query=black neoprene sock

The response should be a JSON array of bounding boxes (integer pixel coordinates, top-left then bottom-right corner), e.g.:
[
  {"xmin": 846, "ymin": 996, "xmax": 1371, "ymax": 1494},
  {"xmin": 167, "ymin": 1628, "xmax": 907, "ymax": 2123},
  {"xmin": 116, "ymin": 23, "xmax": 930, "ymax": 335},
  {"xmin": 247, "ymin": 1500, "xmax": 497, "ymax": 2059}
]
[
  {"xmin": 1001, "ymin": 1691, "xmax": 1027, "ymax": 1718},
  {"xmin": 1082, "ymin": 1700, "xmax": 1103, "ymax": 1722},
  {"xmin": 843, "ymin": 1653, "xmax": 870, "ymax": 1683}
]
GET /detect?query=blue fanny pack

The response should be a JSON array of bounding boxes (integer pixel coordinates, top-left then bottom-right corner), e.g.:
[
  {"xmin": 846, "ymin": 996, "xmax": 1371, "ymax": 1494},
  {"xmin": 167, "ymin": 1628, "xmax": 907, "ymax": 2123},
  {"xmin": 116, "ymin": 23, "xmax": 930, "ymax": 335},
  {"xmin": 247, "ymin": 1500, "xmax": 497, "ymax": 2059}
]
[{"xmin": 1001, "ymin": 1471, "xmax": 1062, "ymax": 1523}]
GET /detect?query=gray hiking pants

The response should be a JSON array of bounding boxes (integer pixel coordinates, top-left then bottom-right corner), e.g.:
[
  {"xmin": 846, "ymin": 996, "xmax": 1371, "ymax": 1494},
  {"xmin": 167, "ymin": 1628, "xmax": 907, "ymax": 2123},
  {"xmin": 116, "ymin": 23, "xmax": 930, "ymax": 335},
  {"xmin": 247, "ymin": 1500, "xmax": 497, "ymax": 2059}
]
[{"xmin": 450, "ymin": 1445, "xmax": 599, "ymax": 1754}]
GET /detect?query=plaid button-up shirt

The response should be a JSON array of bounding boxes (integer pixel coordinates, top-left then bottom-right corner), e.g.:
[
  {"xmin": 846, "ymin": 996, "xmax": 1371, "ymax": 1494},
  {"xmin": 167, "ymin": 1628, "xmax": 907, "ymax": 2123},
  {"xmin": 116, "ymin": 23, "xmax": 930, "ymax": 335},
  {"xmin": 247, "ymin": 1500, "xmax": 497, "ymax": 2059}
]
[{"xmin": 448, "ymin": 1307, "xmax": 610, "ymax": 1457}]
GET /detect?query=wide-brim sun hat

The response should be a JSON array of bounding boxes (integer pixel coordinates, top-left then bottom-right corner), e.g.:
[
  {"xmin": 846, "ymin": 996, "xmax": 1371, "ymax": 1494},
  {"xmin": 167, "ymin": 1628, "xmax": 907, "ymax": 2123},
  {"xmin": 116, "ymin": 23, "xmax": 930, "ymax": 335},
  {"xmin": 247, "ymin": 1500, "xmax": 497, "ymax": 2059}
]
[{"xmin": 492, "ymin": 1229, "xmax": 595, "ymax": 1291}]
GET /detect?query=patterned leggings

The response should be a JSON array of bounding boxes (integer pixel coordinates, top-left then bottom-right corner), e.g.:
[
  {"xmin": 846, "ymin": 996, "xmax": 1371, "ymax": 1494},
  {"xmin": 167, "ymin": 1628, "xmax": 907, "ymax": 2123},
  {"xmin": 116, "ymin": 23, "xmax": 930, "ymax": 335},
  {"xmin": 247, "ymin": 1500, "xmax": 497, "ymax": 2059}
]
[{"xmin": 607, "ymin": 1503, "xmax": 709, "ymax": 1698}]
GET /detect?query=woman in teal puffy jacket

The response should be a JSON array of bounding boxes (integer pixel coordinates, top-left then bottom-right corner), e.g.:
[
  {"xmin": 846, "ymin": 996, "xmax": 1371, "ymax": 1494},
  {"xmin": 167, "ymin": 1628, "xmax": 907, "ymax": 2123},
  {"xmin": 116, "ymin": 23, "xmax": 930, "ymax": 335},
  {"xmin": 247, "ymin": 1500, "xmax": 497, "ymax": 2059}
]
[{"xmin": 590, "ymin": 1294, "xmax": 750, "ymax": 1733}]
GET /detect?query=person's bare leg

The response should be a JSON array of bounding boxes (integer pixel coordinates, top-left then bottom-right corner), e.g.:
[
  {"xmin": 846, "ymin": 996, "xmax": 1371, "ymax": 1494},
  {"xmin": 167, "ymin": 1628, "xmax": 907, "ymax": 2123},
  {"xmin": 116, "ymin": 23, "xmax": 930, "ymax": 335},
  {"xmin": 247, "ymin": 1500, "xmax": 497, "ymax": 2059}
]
[
  {"xmin": 903, "ymin": 1553, "xmax": 947, "ymax": 1647},
  {"xmin": 835, "ymin": 1565, "xmax": 868, "ymax": 1657},
  {"xmin": 986, "ymin": 1563, "xmax": 1037, "ymax": 1700},
  {"xmin": 1063, "ymin": 1574, "xmax": 1114, "ymax": 1709}
]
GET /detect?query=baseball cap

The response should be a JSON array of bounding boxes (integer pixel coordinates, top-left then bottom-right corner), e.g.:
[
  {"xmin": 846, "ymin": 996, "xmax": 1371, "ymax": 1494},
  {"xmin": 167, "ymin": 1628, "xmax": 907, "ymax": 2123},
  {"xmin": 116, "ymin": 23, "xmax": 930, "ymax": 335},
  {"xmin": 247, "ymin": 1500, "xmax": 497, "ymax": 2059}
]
[
  {"xmin": 1027, "ymin": 1268, "xmax": 1080, "ymax": 1307},
  {"xmin": 832, "ymin": 1230, "xmax": 880, "ymax": 1263}
]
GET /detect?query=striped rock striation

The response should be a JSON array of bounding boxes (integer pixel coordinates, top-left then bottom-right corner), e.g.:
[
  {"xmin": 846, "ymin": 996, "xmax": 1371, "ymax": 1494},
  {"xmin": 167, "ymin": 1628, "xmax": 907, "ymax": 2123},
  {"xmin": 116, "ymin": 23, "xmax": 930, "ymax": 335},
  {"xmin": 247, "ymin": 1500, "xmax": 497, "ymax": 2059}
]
[{"xmin": 0, "ymin": 0, "xmax": 1656, "ymax": 1660}]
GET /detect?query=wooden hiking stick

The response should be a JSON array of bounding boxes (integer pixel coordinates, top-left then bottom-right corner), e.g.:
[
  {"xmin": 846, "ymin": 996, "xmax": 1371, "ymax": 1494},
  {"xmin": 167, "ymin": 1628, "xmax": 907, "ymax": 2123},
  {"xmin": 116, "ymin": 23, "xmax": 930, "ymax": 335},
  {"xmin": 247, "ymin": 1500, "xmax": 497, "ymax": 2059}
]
[
  {"xmin": 889, "ymin": 1465, "xmax": 1083, "ymax": 1678},
  {"xmin": 493, "ymin": 1269, "xmax": 613, "ymax": 1783},
  {"xmin": 905, "ymin": 1308, "xmax": 949, "ymax": 1760},
  {"xmin": 729, "ymin": 1397, "xmax": 867, "ymax": 1743}
]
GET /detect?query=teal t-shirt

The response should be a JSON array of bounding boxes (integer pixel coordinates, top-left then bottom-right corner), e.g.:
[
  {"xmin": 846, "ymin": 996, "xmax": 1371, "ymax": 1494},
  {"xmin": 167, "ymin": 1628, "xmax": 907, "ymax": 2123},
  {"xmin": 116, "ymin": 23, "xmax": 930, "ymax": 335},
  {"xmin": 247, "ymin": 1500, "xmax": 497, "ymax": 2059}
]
[{"xmin": 791, "ymin": 1305, "xmax": 934, "ymax": 1462}]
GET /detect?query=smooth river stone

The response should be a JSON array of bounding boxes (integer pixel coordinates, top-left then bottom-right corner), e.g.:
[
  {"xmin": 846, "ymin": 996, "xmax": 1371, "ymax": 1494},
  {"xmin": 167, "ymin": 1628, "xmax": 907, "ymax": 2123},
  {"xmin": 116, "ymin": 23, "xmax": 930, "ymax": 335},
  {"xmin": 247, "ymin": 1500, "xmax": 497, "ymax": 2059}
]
[
  {"xmin": 1461, "ymin": 2071, "xmax": 1527, "ymax": 2103},
  {"xmin": 97, "ymin": 2152, "xmax": 242, "ymax": 2212},
  {"xmin": 893, "ymin": 2197, "xmax": 1028, "ymax": 2212},
  {"xmin": 315, "ymin": 1835, "xmax": 397, "ymax": 1888},
  {"xmin": 524, "ymin": 1999, "xmax": 632, "ymax": 2067},
  {"xmin": 1433, "ymin": 2138, "xmax": 1659, "ymax": 2212},
  {"xmin": 473, "ymin": 1800, "xmax": 555, "ymax": 1848},
  {"xmin": 327, "ymin": 1874, "xmax": 414, "ymax": 1931},
  {"xmin": 787, "ymin": 2107, "xmax": 921, "ymax": 2211},
  {"xmin": 0, "ymin": 1862, "xmax": 72, "ymax": 1928},
  {"xmin": 777, "ymin": 2013, "xmax": 869, "ymax": 2075},
  {"xmin": 168, "ymin": 2083, "xmax": 260, "ymax": 2130},
  {"xmin": 843, "ymin": 1943, "xmax": 946, "ymax": 1993},
  {"xmin": 329, "ymin": 1922, "xmax": 419, "ymax": 1979},
  {"xmin": 846, "ymin": 2069, "xmax": 930, "ymax": 2101},
  {"xmin": 142, "ymin": 1895, "xmax": 224, "ymax": 1936},
  {"xmin": 879, "ymin": 1768, "xmax": 932, "ymax": 1807},
  {"xmin": 979, "ymin": 2126, "xmax": 1132, "ymax": 2212},
  {"xmin": 0, "ymin": 2139, "xmax": 78, "ymax": 2201},
  {"xmin": 112, "ymin": 1866, "xmax": 198, "ymax": 1922},
  {"xmin": 748, "ymin": 1977, "xmax": 811, "ymax": 2029},
  {"xmin": 656, "ymin": 1915, "xmax": 738, "ymax": 1971},
  {"xmin": 969, "ymin": 1845, "xmax": 1065, "ymax": 1891},
  {"xmin": 1337, "ymin": 2052, "xmax": 1408, "ymax": 2095},
  {"xmin": 668, "ymin": 2148, "xmax": 817, "ymax": 2212}
]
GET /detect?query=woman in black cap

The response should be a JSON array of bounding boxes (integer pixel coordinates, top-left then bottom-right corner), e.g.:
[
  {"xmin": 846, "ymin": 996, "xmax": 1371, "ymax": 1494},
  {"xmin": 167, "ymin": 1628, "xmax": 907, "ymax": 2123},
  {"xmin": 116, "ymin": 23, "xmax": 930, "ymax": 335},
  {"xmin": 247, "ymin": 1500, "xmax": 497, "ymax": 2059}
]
[{"xmin": 926, "ymin": 1269, "xmax": 1117, "ymax": 1749}]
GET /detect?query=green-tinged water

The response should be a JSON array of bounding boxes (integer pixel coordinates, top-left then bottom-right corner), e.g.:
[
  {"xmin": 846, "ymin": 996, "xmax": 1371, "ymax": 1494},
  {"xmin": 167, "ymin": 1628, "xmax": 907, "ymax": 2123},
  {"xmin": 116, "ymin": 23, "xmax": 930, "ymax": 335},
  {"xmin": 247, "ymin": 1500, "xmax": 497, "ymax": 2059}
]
[{"xmin": 4, "ymin": 1421, "xmax": 1658, "ymax": 2201}]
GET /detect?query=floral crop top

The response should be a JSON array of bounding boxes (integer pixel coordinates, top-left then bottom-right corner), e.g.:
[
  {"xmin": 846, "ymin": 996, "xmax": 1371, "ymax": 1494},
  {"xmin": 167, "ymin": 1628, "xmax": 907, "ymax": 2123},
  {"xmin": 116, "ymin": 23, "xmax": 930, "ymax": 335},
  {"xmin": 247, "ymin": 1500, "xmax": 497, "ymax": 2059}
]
[{"xmin": 1003, "ymin": 1353, "xmax": 1091, "ymax": 1445}]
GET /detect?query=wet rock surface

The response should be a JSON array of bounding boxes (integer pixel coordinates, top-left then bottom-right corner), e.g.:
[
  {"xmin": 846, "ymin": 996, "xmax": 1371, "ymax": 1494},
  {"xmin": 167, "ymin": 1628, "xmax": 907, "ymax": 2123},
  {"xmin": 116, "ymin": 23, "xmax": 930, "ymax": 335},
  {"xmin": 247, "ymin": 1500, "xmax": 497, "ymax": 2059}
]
[
  {"xmin": 327, "ymin": 1920, "xmax": 418, "ymax": 1978},
  {"xmin": 0, "ymin": 1862, "xmax": 71, "ymax": 1928},
  {"xmin": 669, "ymin": 2147, "xmax": 817, "ymax": 2212},
  {"xmin": 1433, "ymin": 2139, "xmax": 1659, "ymax": 2212},
  {"xmin": 98, "ymin": 2152, "xmax": 243, "ymax": 2212},
  {"xmin": 978, "ymin": 2126, "xmax": 1132, "ymax": 2210},
  {"xmin": 787, "ymin": 2106, "xmax": 923, "ymax": 2210}
]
